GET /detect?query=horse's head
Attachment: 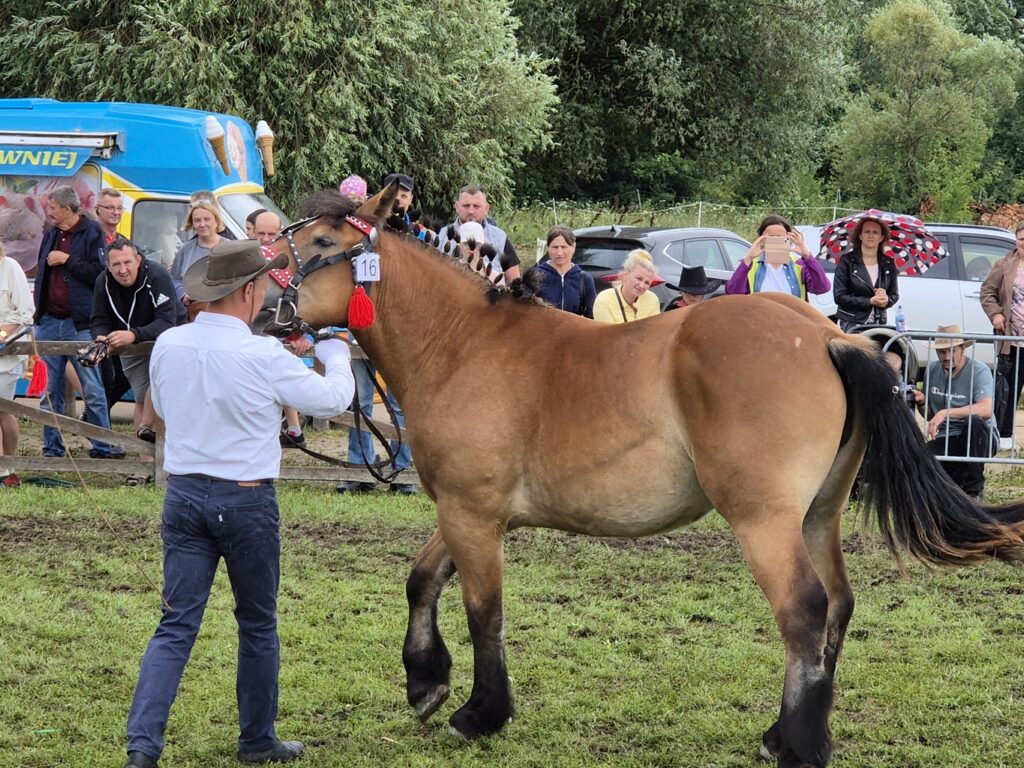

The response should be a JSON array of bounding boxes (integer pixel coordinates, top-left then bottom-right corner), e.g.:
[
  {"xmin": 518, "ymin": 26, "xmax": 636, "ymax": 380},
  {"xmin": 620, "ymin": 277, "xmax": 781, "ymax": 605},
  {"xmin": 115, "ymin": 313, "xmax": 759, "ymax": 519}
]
[{"xmin": 254, "ymin": 183, "xmax": 399, "ymax": 336}]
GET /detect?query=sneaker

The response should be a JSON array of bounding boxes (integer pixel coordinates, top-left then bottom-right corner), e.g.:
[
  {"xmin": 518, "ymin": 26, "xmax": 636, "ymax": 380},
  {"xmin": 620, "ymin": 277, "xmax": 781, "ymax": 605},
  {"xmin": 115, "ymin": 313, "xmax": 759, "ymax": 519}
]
[
  {"xmin": 335, "ymin": 480, "xmax": 376, "ymax": 494},
  {"xmin": 389, "ymin": 482, "xmax": 416, "ymax": 495},
  {"xmin": 1, "ymin": 473, "xmax": 20, "ymax": 488},
  {"xmin": 280, "ymin": 430, "xmax": 307, "ymax": 449},
  {"xmin": 999, "ymin": 437, "xmax": 1013, "ymax": 452},
  {"xmin": 237, "ymin": 739, "xmax": 304, "ymax": 764},
  {"xmin": 125, "ymin": 751, "xmax": 159, "ymax": 768},
  {"xmin": 89, "ymin": 448, "xmax": 126, "ymax": 460}
]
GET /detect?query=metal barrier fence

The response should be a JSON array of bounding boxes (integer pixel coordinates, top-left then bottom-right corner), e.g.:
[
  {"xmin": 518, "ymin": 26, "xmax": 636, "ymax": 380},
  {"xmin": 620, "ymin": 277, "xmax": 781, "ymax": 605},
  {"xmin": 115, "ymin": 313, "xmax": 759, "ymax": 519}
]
[{"xmin": 878, "ymin": 328, "xmax": 1024, "ymax": 466}]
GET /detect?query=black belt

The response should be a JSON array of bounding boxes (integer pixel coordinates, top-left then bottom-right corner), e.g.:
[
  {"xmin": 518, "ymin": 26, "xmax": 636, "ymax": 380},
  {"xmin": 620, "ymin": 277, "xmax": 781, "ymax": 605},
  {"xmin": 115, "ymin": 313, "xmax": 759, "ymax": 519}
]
[{"xmin": 172, "ymin": 473, "xmax": 275, "ymax": 486}]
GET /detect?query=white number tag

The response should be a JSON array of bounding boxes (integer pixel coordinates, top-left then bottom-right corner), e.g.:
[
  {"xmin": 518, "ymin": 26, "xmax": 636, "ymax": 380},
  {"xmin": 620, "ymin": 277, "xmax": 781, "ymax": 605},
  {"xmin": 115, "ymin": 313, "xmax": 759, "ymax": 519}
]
[{"xmin": 354, "ymin": 251, "xmax": 381, "ymax": 282}]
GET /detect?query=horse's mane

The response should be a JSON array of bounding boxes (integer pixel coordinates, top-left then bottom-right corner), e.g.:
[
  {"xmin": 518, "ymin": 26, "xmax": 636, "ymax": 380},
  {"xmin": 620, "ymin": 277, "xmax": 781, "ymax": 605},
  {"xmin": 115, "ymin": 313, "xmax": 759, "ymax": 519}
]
[
  {"xmin": 297, "ymin": 189, "xmax": 360, "ymax": 226},
  {"xmin": 298, "ymin": 189, "xmax": 542, "ymax": 307}
]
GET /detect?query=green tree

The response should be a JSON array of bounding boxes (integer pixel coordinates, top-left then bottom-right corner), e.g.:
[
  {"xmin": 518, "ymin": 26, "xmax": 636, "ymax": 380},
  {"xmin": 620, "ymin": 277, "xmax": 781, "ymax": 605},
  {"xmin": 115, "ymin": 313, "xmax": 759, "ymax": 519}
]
[
  {"xmin": 833, "ymin": 0, "xmax": 1021, "ymax": 217},
  {"xmin": 510, "ymin": 0, "xmax": 850, "ymax": 204},
  {"xmin": 0, "ymin": 0, "xmax": 556, "ymax": 213}
]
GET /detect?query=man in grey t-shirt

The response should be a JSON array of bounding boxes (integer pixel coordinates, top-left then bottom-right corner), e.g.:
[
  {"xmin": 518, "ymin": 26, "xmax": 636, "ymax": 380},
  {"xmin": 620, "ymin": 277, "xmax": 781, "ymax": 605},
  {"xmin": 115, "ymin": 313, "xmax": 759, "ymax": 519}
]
[{"xmin": 913, "ymin": 324, "xmax": 997, "ymax": 498}]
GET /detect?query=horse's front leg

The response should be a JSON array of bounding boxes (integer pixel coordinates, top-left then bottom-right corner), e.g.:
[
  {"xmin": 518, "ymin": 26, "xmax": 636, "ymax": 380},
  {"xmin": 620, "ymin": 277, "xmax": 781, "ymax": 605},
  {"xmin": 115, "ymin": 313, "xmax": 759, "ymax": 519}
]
[
  {"xmin": 438, "ymin": 508, "xmax": 514, "ymax": 739},
  {"xmin": 403, "ymin": 529, "xmax": 456, "ymax": 722}
]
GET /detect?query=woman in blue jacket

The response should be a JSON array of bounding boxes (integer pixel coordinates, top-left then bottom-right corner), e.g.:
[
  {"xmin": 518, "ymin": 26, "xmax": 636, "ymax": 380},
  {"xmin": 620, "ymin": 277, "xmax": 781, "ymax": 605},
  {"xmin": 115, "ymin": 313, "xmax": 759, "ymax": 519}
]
[{"xmin": 532, "ymin": 227, "xmax": 596, "ymax": 318}]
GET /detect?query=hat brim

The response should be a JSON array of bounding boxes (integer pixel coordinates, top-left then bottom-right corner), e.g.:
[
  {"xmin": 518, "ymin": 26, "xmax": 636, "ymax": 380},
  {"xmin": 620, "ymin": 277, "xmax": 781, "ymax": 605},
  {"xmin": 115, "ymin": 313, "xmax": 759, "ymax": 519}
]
[
  {"xmin": 663, "ymin": 279, "xmax": 721, "ymax": 295},
  {"xmin": 183, "ymin": 250, "xmax": 289, "ymax": 303},
  {"xmin": 926, "ymin": 338, "xmax": 973, "ymax": 350}
]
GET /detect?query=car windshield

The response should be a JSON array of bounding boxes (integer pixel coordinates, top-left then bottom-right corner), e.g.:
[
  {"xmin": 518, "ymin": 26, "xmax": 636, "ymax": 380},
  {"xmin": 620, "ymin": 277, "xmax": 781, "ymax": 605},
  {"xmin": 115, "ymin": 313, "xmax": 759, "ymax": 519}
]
[
  {"xmin": 573, "ymin": 238, "xmax": 681, "ymax": 278},
  {"xmin": 219, "ymin": 192, "xmax": 291, "ymax": 232}
]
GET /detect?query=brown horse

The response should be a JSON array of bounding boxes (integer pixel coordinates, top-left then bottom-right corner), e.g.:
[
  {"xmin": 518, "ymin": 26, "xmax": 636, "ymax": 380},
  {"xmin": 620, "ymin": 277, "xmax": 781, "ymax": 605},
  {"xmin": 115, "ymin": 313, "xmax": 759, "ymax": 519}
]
[{"xmin": 257, "ymin": 186, "xmax": 1024, "ymax": 768}]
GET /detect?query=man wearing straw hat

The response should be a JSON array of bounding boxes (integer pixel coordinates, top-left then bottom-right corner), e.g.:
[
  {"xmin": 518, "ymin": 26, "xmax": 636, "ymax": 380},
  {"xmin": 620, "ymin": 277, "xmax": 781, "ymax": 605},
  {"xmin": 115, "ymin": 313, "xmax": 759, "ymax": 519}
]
[
  {"xmin": 124, "ymin": 240, "xmax": 355, "ymax": 767},
  {"xmin": 913, "ymin": 324, "xmax": 998, "ymax": 499}
]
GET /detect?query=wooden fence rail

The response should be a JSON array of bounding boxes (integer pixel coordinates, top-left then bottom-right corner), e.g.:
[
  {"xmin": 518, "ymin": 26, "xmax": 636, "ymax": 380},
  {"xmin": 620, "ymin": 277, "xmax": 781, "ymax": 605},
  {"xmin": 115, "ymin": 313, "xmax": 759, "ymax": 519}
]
[{"xmin": 0, "ymin": 340, "xmax": 418, "ymax": 489}]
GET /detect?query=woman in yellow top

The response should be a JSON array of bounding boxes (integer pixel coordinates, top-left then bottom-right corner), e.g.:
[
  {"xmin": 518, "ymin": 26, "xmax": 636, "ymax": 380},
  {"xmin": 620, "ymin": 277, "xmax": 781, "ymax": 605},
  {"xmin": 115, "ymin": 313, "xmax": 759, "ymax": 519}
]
[{"xmin": 592, "ymin": 249, "xmax": 661, "ymax": 323}]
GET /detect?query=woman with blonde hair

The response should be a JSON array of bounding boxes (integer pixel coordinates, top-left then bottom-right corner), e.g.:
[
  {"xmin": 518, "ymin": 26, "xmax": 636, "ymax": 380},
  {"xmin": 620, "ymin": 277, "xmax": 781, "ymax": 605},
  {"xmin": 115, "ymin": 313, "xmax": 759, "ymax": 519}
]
[
  {"xmin": 592, "ymin": 249, "xmax": 660, "ymax": 323},
  {"xmin": 169, "ymin": 198, "xmax": 227, "ymax": 303}
]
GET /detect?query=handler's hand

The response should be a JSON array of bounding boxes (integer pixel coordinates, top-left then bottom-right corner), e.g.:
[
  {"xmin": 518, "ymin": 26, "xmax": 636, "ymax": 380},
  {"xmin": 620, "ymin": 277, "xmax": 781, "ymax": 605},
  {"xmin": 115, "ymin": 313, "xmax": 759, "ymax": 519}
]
[
  {"xmin": 315, "ymin": 338, "xmax": 351, "ymax": 366},
  {"xmin": 47, "ymin": 250, "xmax": 70, "ymax": 267},
  {"xmin": 993, "ymin": 313, "xmax": 1007, "ymax": 332}
]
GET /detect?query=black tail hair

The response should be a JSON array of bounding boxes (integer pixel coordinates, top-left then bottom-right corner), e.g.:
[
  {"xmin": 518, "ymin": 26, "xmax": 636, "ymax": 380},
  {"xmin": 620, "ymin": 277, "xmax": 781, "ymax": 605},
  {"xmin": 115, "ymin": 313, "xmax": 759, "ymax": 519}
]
[{"xmin": 829, "ymin": 337, "xmax": 1024, "ymax": 566}]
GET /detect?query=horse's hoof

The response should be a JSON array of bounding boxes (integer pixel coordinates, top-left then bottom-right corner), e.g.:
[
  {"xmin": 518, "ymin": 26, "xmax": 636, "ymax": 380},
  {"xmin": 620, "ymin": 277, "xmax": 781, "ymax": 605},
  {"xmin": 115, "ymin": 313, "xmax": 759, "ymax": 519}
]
[
  {"xmin": 413, "ymin": 684, "xmax": 449, "ymax": 722},
  {"xmin": 448, "ymin": 705, "xmax": 512, "ymax": 740},
  {"xmin": 759, "ymin": 744, "xmax": 773, "ymax": 762}
]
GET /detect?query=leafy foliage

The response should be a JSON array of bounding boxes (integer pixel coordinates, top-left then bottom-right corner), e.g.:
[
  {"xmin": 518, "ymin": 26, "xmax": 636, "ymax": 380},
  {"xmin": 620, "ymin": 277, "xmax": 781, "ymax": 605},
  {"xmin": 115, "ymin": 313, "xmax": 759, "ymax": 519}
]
[
  {"xmin": 833, "ymin": 0, "xmax": 1022, "ymax": 217},
  {"xmin": 0, "ymin": 0, "xmax": 556, "ymax": 213},
  {"xmin": 510, "ymin": 0, "xmax": 849, "ymax": 204}
]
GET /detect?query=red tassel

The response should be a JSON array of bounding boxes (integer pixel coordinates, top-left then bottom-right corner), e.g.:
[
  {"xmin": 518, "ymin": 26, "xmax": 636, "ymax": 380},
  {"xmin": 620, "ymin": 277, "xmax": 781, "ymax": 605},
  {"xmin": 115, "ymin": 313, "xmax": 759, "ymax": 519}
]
[
  {"xmin": 26, "ymin": 355, "xmax": 47, "ymax": 397},
  {"xmin": 347, "ymin": 285, "xmax": 375, "ymax": 330}
]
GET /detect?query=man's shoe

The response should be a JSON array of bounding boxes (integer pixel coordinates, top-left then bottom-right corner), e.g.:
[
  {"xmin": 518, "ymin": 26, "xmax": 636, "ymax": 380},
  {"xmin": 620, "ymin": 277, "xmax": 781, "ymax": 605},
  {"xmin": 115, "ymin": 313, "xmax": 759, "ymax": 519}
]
[
  {"xmin": 1, "ymin": 473, "xmax": 21, "ymax": 488},
  {"xmin": 389, "ymin": 482, "xmax": 416, "ymax": 495},
  {"xmin": 280, "ymin": 431, "xmax": 307, "ymax": 449},
  {"xmin": 237, "ymin": 739, "xmax": 304, "ymax": 764},
  {"xmin": 125, "ymin": 751, "xmax": 159, "ymax": 768},
  {"xmin": 90, "ymin": 448, "xmax": 126, "ymax": 460},
  {"xmin": 335, "ymin": 480, "xmax": 375, "ymax": 494}
]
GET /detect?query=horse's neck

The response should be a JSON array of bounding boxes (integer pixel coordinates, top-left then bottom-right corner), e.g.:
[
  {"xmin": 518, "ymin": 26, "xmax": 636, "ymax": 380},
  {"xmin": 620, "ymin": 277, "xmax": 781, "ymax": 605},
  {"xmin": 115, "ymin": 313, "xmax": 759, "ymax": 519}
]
[{"xmin": 353, "ymin": 236, "xmax": 496, "ymax": 399}]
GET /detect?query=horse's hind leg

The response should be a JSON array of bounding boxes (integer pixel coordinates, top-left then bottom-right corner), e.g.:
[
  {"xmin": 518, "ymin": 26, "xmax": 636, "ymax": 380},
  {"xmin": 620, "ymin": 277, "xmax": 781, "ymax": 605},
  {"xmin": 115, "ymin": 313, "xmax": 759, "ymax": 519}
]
[
  {"xmin": 437, "ymin": 509, "xmax": 513, "ymax": 739},
  {"xmin": 731, "ymin": 518, "xmax": 833, "ymax": 768},
  {"xmin": 763, "ymin": 451, "xmax": 861, "ymax": 762},
  {"xmin": 404, "ymin": 529, "xmax": 456, "ymax": 722}
]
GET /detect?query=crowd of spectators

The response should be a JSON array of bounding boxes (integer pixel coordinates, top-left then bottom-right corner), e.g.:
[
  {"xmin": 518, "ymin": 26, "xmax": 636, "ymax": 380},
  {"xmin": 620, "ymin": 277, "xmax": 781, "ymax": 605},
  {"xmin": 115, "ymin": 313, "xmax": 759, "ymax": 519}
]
[{"xmin": 1, "ymin": 186, "xmax": 1021, "ymax": 501}]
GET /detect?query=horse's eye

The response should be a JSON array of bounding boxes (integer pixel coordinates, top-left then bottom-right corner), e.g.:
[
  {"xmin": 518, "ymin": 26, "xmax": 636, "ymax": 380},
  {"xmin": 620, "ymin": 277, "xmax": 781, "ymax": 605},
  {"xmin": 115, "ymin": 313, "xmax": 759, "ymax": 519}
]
[{"xmin": 313, "ymin": 237, "xmax": 334, "ymax": 249}]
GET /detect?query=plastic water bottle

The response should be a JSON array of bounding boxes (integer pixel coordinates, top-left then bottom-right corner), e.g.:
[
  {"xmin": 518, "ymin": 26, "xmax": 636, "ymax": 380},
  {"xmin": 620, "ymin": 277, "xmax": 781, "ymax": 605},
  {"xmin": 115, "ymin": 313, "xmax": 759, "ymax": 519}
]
[{"xmin": 895, "ymin": 304, "xmax": 906, "ymax": 333}]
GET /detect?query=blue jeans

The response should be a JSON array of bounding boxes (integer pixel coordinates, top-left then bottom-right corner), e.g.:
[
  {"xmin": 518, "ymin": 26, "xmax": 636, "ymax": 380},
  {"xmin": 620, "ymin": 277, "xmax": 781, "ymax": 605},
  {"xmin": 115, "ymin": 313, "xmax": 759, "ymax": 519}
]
[
  {"xmin": 126, "ymin": 476, "xmax": 282, "ymax": 759},
  {"xmin": 347, "ymin": 357, "xmax": 411, "ymax": 471},
  {"xmin": 34, "ymin": 314, "xmax": 117, "ymax": 457}
]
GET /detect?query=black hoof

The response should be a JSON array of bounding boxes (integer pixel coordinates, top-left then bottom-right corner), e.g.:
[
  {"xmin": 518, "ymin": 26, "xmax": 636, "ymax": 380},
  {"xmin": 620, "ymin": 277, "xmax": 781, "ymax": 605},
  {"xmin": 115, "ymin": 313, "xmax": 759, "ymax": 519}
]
[
  {"xmin": 411, "ymin": 683, "xmax": 449, "ymax": 722},
  {"xmin": 761, "ymin": 721, "xmax": 781, "ymax": 761},
  {"xmin": 447, "ymin": 701, "xmax": 513, "ymax": 739}
]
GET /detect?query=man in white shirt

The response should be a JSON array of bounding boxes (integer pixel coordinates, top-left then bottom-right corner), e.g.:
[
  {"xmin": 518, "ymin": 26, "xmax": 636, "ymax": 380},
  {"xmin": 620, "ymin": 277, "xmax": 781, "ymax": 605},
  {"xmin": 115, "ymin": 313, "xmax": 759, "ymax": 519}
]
[{"xmin": 125, "ymin": 240, "xmax": 354, "ymax": 768}]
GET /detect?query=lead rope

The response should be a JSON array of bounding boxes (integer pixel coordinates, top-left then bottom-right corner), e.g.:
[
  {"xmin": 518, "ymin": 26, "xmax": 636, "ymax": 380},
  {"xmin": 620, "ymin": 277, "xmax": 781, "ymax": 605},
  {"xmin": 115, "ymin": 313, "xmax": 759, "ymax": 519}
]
[{"xmin": 25, "ymin": 332, "xmax": 169, "ymax": 609}]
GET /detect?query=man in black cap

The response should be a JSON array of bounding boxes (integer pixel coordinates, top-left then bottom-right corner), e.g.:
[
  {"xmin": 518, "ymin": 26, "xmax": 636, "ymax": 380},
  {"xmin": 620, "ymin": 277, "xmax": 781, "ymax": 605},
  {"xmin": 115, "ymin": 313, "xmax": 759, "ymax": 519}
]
[
  {"xmin": 664, "ymin": 264, "xmax": 721, "ymax": 311},
  {"xmin": 124, "ymin": 240, "xmax": 355, "ymax": 767}
]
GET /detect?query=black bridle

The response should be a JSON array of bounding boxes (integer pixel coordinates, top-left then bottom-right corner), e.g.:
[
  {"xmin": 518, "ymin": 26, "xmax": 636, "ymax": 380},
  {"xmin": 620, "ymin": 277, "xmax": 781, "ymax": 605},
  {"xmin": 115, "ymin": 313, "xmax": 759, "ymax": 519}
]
[
  {"xmin": 266, "ymin": 212, "xmax": 408, "ymax": 484},
  {"xmin": 267, "ymin": 213, "xmax": 379, "ymax": 335}
]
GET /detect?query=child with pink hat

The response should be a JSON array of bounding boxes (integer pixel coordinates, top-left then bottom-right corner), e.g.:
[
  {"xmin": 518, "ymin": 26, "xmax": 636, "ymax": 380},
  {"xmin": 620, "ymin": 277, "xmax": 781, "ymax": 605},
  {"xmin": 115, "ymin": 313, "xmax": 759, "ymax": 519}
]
[{"xmin": 338, "ymin": 175, "xmax": 368, "ymax": 203}]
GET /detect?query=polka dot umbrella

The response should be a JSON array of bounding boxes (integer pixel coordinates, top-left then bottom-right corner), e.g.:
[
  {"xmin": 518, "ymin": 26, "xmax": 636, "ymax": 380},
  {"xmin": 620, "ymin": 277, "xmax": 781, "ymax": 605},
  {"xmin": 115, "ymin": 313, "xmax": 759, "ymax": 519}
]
[{"xmin": 817, "ymin": 209, "xmax": 947, "ymax": 276}]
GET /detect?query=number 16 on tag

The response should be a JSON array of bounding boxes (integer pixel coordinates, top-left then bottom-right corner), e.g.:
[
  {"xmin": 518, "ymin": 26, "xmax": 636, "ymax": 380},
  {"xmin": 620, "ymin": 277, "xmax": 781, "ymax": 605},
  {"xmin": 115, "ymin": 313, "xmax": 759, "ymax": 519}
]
[{"xmin": 355, "ymin": 252, "xmax": 381, "ymax": 282}]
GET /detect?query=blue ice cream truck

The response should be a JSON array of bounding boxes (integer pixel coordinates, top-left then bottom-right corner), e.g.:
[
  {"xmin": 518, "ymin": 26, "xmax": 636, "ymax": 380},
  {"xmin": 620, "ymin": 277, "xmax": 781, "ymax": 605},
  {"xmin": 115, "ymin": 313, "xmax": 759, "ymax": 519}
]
[
  {"xmin": 0, "ymin": 98, "xmax": 286, "ymax": 275},
  {"xmin": 0, "ymin": 99, "xmax": 288, "ymax": 394}
]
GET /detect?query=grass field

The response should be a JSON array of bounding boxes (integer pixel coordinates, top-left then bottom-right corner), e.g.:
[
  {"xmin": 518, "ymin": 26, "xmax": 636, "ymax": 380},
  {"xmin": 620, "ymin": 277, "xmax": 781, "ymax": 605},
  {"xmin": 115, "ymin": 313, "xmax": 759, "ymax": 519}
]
[{"xmin": 4, "ymin": 469, "xmax": 1024, "ymax": 767}]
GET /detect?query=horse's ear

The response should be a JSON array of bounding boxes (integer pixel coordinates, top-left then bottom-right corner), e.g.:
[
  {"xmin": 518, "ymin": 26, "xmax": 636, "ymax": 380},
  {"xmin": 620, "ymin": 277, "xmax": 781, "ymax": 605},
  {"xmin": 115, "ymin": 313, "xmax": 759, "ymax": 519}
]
[{"xmin": 356, "ymin": 181, "xmax": 399, "ymax": 225}]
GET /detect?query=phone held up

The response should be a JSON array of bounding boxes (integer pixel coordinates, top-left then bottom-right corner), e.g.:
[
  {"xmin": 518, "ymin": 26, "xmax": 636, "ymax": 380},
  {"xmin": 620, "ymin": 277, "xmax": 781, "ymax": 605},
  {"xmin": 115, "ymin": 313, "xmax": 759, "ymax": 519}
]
[{"xmin": 762, "ymin": 236, "xmax": 791, "ymax": 266}]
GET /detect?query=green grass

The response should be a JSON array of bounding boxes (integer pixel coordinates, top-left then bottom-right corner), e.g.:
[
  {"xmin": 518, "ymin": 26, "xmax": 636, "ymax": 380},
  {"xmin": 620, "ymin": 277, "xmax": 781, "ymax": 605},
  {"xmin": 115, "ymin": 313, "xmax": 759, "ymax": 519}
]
[{"xmin": 4, "ymin": 472, "xmax": 1024, "ymax": 767}]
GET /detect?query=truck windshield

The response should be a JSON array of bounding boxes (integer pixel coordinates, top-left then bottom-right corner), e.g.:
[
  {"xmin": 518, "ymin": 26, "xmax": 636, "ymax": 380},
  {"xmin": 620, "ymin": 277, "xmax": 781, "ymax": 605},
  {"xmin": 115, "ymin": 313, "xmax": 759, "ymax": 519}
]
[{"xmin": 219, "ymin": 193, "xmax": 291, "ymax": 232}]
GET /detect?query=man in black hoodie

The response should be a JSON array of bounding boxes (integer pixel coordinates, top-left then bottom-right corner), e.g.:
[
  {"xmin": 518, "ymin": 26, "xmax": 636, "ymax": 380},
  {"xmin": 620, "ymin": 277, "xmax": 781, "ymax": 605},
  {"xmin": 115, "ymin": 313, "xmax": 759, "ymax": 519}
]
[{"xmin": 92, "ymin": 237, "xmax": 185, "ymax": 452}]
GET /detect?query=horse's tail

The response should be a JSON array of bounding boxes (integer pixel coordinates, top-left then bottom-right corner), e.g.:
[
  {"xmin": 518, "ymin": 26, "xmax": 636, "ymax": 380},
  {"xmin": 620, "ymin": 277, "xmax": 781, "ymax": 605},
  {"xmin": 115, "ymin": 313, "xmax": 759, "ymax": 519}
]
[{"xmin": 828, "ymin": 334, "xmax": 1024, "ymax": 566}]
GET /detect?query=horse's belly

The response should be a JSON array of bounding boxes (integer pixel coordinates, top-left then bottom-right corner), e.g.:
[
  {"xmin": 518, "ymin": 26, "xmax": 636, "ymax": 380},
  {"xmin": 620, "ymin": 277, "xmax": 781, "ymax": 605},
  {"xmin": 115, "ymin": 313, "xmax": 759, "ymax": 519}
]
[{"xmin": 511, "ymin": 462, "xmax": 713, "ymax": 537}]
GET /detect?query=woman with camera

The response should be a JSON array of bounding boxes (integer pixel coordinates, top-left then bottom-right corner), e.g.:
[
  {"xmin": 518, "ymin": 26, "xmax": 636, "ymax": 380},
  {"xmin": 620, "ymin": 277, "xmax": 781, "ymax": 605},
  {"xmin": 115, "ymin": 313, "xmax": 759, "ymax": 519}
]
[
  {"xmin": 724, "ymin": 214, "xmax": 829, "ymax": 299},
  {"xmin": 832, "ymin": 216, "xmax": 899, "ymax": 332}
]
